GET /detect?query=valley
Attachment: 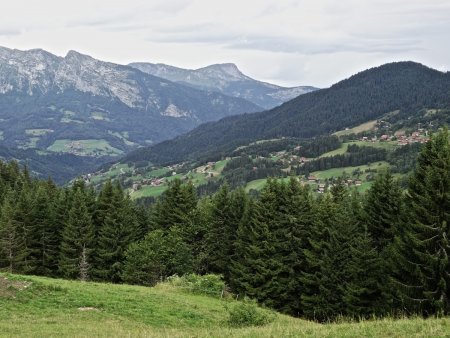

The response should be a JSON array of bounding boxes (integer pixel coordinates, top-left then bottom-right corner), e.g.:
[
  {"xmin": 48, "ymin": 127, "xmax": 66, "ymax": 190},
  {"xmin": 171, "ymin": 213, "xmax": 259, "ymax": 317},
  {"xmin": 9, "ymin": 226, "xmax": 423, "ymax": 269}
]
[
  {"xmin": 1, "ymin": 1, "xmax": 450, "ymax": 336},
  {"xmin": 87, "ymin": 108, "xmax": 439, "ymax": 203}
]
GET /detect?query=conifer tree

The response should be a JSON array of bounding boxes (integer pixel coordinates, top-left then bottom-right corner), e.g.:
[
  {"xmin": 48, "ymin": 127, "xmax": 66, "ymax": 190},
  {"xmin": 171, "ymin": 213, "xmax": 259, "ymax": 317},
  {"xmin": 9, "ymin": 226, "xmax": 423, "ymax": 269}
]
[
  {"xmin": 205, "ymin": 184, "xmax": 248, "ymax": 282},
  {"xmin": 364, "ymin": 170, "xmax": 403, "ymax": 251},
  {"xmin": 392, "ymin": 128, "xmax": 450, "ymax": 315},
  {"xmin": 230, "ymin": 198, "xmax": 273, "ymax": 301},
  {"xmin": 342, "ymin": 229, "xmax": 384, "ymax": 318},
  {"xmin": 59, "ymin": 189, "xmax": 94, "ymax": 280},
  {"xmin": 27, "ymin": 185, "xmax": 60, "ymax": 276},
  {"xmin": 301, "ymin": 188, "xmax": 372, "ymax": 321},
  {"xmin": 14, "ymin": 183, "xmax": 34, "ymax": 273},
  {"xmin": 276, "ymin": 178, "xmax": 314, "ymax": 315},
  {"xmin": 0, "ymin": 191, "xmax": 26, "ymax": 273},
  {"xmin": 151, "ymin": 179, "xmax": 197, "ymax": 230},
  {"xmin": 94, "ymin": 183, "xmax": 139, "ymax": 282}
]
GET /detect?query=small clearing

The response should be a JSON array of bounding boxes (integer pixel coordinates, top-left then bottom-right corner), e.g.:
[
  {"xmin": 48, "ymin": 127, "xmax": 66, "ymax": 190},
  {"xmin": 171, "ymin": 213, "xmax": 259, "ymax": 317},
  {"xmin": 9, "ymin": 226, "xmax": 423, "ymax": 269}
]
[{"xmin": 333, "ymin": 120, "xmax": 377, "ymax": 137}]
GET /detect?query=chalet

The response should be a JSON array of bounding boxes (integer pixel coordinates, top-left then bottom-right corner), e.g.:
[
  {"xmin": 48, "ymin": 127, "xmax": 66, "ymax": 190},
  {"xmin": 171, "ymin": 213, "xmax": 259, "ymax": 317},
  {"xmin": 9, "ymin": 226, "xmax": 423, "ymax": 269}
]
[
  {"xmin": 380, "ymin": 135, "xmax": 389, "ymax": 141},
  {"xmin": 355, "ymin": 180, "xmax": 362, "ymax": 186}
]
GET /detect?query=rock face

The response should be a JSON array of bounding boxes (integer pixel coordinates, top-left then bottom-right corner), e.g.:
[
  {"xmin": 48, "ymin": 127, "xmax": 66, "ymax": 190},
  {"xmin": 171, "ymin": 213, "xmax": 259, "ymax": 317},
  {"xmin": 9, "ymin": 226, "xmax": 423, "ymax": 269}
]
[
  {"xmin": 0, "ymin": 47, "xmax": 261, "ymax": 153},
  {"xmin": 129, "ymin": 62, "xmax": 318, "ymax": 109}
]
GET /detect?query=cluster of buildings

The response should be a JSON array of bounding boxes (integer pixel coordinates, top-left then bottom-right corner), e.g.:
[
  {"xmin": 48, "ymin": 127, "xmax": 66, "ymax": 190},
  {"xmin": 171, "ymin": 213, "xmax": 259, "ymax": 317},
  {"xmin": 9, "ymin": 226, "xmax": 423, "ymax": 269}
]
[
  {"xmin": 307, "ymin": 175, "xmax": 362, "ymax": 194},
  {"xmin": 360, "ymin": 129, "xmax": 429, "ymax": 146},
  {"xmin": 395, "ymin": 130, "xmax": 429, "ymax": 146}
]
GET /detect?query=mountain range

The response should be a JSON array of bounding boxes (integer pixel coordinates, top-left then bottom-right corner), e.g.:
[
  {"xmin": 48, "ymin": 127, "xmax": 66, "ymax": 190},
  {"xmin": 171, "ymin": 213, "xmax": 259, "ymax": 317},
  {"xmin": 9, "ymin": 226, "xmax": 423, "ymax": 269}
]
[
  {"xmin": 128, "ymin": 62, "xmax": 317, "ymax": 109},
  {"xmin": 0, "ymin": 47, "xmax": 262, "ymax": 150},
  {"xmin": 0, "ymin": 47, "xmax": 315, "ymax": 181},
  {"xmin": 123, "ymin": 61, "xmax": 450, "ymax": 166}
]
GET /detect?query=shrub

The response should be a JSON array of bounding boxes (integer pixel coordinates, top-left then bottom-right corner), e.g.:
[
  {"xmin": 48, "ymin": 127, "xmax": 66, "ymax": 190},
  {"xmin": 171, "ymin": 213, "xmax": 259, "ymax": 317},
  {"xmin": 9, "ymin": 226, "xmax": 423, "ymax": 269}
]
[
  {"xmin": 166, "ymin": 273, "xmax": 226, "ymax": 297},
  {"xmin": 226, "ymin": 299, "xmax": 275, "ymax": 327}
]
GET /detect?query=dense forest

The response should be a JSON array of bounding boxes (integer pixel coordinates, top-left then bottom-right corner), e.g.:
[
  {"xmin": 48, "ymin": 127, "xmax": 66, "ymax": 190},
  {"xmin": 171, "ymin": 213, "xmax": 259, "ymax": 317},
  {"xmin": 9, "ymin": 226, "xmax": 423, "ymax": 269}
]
[
  {"xmin": 0, "ymin": 129, "xmax": 449, "ymax": 321},
  {"xmin": 123, "ymin": 62, "xmax": 450, "ymax": 166}
]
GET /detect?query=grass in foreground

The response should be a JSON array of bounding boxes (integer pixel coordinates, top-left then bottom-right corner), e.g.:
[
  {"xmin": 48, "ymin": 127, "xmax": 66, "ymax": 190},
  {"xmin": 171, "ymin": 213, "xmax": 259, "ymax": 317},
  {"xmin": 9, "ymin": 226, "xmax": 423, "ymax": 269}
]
[{"xmin": 1, "ymin": 273, "xmax": 450, "ymax": 337}]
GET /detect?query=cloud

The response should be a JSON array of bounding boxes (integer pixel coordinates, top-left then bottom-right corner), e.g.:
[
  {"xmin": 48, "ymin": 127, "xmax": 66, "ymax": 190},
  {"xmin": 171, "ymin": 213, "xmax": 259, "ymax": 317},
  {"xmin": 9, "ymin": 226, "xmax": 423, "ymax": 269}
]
[
  {"xmin": 0, "ymin": 27, "xmax": 21, "ymax": 37},
  {"xmin": 149, "ymin": 26, "xmax": 423, "ymax": 55},
  {"xmin": 148, "ymin": 24, "xmax": 241, "ymax": 44},
  {"xmin": 228, "ymin": 35, "xmax": 422, "ymax": 55}
]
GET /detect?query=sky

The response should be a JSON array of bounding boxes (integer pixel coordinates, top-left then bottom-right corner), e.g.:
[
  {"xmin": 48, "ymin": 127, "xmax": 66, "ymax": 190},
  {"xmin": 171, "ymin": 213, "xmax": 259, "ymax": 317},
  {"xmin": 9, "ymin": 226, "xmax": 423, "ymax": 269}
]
[{"xmin": 0, "ymin": 0, "xmax": 449, "ymax": 88}]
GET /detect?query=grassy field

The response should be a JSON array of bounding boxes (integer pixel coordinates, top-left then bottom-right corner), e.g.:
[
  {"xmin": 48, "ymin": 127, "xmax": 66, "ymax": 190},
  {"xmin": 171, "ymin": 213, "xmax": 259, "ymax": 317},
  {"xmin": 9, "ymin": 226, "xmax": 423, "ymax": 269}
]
[
  {"xmin": 130, "ymin": 185, "xmax": 168, "ymax": 199},
  {"xmin": 320, "ymin": 141, "xmax": 398, "ymax": 158},
  {"xmin": 1, "ymin": 273, "xmax": 450, "ymax": 337},
  {"xmin": 311, "ymin": 161, "xmax": 390, "ymax": 180},
  {"xmin": 47, "ymin": 139, "xmax": 123, "ymax": 157},
  {"xmin": 319, "ymin": 143, "xmax": 350, "ymax": 158},
  {"xmin": 333, "ymin": 120, "xmax": 377, "ymax": 137}
]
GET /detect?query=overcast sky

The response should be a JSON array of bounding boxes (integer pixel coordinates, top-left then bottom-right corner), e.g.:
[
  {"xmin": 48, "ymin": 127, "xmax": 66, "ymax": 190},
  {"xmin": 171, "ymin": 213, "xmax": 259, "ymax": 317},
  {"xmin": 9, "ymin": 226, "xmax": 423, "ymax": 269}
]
[{"xmin": 0, "ymin": 0, "xmax": 449, "ymax": 87}]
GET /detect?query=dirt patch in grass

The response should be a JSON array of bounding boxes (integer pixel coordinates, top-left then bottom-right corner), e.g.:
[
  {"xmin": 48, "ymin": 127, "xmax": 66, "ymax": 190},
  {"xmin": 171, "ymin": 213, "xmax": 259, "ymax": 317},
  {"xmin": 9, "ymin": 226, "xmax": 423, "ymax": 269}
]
[
  {"xmin": 78, "ymin": 307, "xmax": 99, "ymax": 311},
  {"xmin": 0, "ymin": 276, "xmax": 32, "ymax": 298}
]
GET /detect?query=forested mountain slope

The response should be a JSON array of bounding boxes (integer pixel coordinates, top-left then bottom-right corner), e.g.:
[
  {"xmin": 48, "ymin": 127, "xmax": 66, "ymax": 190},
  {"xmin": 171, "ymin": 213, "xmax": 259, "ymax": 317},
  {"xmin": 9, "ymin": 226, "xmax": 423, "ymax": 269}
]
[{"xmin": 124, "ymin": 62, "xmax": 450, "ymax": 165}]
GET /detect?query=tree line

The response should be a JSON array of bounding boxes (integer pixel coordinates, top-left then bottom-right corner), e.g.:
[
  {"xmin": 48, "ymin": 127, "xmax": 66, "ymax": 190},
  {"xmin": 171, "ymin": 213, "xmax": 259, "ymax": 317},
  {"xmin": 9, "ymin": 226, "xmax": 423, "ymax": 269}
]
[{"xmin": 0, "ymin": 129, "xmax": 449, "ymax": 321}]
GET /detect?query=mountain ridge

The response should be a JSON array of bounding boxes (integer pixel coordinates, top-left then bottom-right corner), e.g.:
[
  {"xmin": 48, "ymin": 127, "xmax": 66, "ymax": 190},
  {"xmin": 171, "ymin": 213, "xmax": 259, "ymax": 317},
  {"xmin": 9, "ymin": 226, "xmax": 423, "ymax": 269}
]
[
  {"xmin": 0, "ymin": 46, "xmax": 261, "ymax": 149},
  {"xmin": 128, "ymin": 61, "xmax": 318, "ymax": 109}
]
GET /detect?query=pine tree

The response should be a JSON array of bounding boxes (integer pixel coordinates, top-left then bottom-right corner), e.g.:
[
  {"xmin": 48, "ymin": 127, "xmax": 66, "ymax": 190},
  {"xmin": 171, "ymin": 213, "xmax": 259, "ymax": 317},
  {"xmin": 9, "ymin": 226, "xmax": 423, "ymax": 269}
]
[
  {"xmin": 342, "ymin": 227, "xmax": 385, "ymax": 318},
  {"xmin": 205, "ymin": 184, "xmax": 248, "ymax": 282},
  {"xmin": 14, "ymin": 184, "xmax": 34, "ymax": 273},
  {"xmin": 364, "ymin": 170, "xmax": 403, "ymax": 251},
  {"xmin": 277, "ymin": 178, "xmax": 314, "ymax": 315},
  {"xmin": 94, "ymin": 183, "xmax": 139, "ymax": 282},
  {"xmin": 392, "ymin": 128, "xmax": 450, "ymax": 316},
  {"xmin": 151, "ymin": 179, "xmax": 197, "ymax": 230},
  {"xmin": 0, "ymin": 191, "xmax": 26, "ymax": 273},
  {"xmin": 27, "ymin": 185, "xmax": 60, "ymax": 276},
  {"xmin": 230, "ymin": 198, "xmax": 273, "ymax": 301},
  {"xmin": 59, "ymin": 189, "xmax": 94, "ymax": 280},
  {"xmin": 301, "ymin": 188, "xmax": 372, "ymax": 321}
]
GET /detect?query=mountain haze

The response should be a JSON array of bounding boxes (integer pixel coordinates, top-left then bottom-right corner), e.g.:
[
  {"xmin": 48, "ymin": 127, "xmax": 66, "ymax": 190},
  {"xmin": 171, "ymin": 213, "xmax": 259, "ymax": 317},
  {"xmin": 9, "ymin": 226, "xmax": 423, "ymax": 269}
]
[
  {"xmin": 129, "ymin": 62, "xmax": 318, "ymax": 109},
  {"xmin": 124, "ymin": 62, "xmax": 450, "ymax": 165}
]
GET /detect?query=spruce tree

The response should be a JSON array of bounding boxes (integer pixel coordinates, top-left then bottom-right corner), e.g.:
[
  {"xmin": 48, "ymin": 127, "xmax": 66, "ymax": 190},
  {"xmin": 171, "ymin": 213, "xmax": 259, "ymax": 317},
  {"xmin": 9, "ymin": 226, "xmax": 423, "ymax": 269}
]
[
  {"xmin": 231, "ymin": 198, "xmax": 273, "ymax": 301},
  {"xmin": 364, "ymin": 170, "xmax": 403, "ymax": 251},
  {"xmin": 392, "ymin": 128, "xmax": 450, "ymax": 315},
  {"xmin": 300, "ymin": 188, "xmax": 375, "ymax": 321},
  {"xmin": 151, "ymin": 179, "xmax": 197, "ymax": 230},
  {"xmin": 59, "ymin": 189, "xmax": 94, "ymax": 280},
  {"xmin": 27, "ymin": 185, "xmax": 60, "ymax": 276},
  {"xmin": 0, "ymin": 191, "xmax": 26, "ymax": 273},
  {"xmin": 205, "ymin": 184, "xmax": 248, "ymax": 282},
  {"xmin": 94, "ymin": 183, "xmax": 139, "ymax": 282}
]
